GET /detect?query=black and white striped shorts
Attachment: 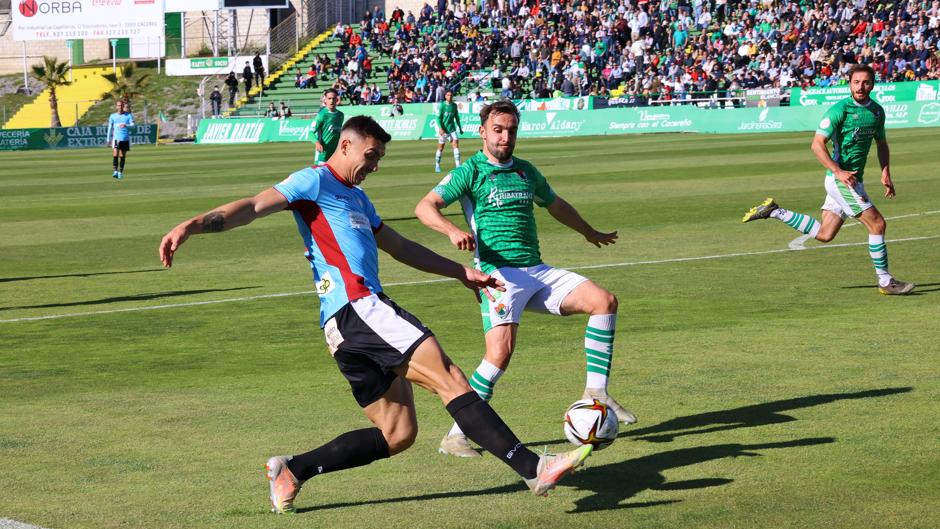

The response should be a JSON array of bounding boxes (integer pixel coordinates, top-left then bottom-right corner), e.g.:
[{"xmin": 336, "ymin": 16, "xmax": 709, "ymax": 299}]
[{"xmin": 323, "ymin": 293, "xmax": 433, "ymax": 407}]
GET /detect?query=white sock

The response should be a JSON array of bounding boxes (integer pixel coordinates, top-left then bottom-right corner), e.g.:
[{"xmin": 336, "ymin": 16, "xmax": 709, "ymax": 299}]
[
  {"xmin": 869, "ymin": 234, "xmax": 892, "ymax": 286},
  {"xmin": 771, "ymin": 207, "xmax": 820, "ymax": 237},
  {"xmin": 453, "ymin": 148, "xmax": 461, "ymax": 166},
  {"xmin": 435, "ymin": 151, "xmax": 442, "ymax": 165},
  {"xmin": 586, "ymin": 314, "xmax": 616, "ymax": 389},
  {"xmin": 448, "ymin": 360, "xmax": 504, "ymax": 436}
]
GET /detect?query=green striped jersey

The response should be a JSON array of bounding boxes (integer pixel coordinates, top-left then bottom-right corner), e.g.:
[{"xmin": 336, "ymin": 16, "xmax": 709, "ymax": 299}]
[
  {"xmin": 432, "ymin": 151, "xmax": 557, "ymax": 273},
  {"xmin": 815, "ymin": 97, "xmax": 886, "ymax": 182}
]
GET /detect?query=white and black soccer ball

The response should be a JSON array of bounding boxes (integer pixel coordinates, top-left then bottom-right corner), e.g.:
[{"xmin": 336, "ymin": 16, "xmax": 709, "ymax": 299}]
[{"xmin": 563, "ymin": 398, "xmax": 619, "ymax": 450}]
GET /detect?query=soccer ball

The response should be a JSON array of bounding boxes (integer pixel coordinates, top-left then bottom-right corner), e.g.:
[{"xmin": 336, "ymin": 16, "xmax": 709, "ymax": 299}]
[{"xmin": 563, "ymin": 398, "xmax": 619, "ymax": 450}]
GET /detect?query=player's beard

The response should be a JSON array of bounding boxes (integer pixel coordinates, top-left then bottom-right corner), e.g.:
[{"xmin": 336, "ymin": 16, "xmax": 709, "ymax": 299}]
[{"xmin": 487, "ymin": 141, "xmax": 514, "ymax": 163}]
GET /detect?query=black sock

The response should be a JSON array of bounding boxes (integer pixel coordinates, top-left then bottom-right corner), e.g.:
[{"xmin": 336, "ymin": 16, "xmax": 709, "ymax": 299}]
[
  {"xmin": 287, "ymin": 427, "xmax": 390, "ymax": 481},
  {"xmin": 113, "ymin": 156, "xmax": 118, "ymax": 170},
  {"xmin": 119, "ymin": 157, "xmax": 125, "ymax": 171},
  {"xmin": 446, "ymin": 392, "xmax": 539, "ymax": 479}
]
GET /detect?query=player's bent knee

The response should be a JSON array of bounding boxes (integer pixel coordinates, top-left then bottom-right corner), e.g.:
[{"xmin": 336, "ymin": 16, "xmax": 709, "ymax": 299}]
[
  {"xmin": 384, "ymin": 425, "xmax": 418, "ymax": 455},
  {"xmin": 816, "ymin": 232, "xmax": 836, "ymax": 243}
]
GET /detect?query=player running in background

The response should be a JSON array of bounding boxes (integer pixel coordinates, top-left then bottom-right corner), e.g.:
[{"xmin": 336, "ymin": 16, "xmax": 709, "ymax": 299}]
[
  {"xmin": 312, "ymin": 88, "xmax": 344, "ymax": 165},
  {"xmin": 158, "ymin": 116, "xmax": 591, "ymax": 513},
  {"xmin": 415, "ymin": 100, "xmax": 636, "ymax": 458},
  {"xmin": 106, "ymin": 100, "xmax": 134, "ymax": 180},
  {"xmin": 742, "ymin": 64, "xmax": 914, "ymax": 295},
  {"xmin": 435, "ymin": 90, "xmax": 463, "ymax": 173}
]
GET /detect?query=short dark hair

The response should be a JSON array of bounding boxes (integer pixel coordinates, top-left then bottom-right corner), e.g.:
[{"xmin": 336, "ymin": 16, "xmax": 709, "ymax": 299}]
[
  {"xmin": 323, "ymin": 88, "xmax": 339, "ymax": 97},
  {"xmin": 848, "ymin": 64, "xmax": 875, "ymax": 82},
  {"xmin": 342, "ymin": 115, "xmax": 392, "ymax": 144},
  {"xmin": 480, "ymin": 99, "xmax": 520, "ymax": 125}
]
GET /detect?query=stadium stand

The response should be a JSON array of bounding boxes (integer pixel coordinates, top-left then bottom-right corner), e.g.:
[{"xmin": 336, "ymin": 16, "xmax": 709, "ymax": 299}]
[
  {"xmin": 231, "ymin": 0, "xmax": 940, "ymax": 115},
  {"xmin": 5, "ymin": 66, "xmax": 114, "ymax": 128}
]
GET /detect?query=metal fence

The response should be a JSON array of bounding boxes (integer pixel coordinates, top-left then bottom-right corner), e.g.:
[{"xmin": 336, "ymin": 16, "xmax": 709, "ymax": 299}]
[{"xmin": 269, "ymin": 0, "xmax": 370, "ymax": 69}]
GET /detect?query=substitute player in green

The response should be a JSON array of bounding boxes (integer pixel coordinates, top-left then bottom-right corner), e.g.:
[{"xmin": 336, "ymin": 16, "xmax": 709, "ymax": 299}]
[
  {"xmin": 742, "ymin": 64, "xmax": 914, "ymax": 295},
  {"xmin": 416, "ymin": 100, "xmax": 636, "ymax": 458},
  {"xmin": 311, "ymin": 88, "xmax": 344, "ymax": 165},
  {"xmin": 435, "ymin": 90, "xmax": 463, "ymax": 173}
]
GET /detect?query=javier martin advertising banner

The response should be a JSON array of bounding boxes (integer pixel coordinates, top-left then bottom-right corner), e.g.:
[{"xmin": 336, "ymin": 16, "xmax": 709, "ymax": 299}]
[
  {"xmin": 195, "ymin": 101, "xmax": 940, "ymax": 145},
  {"xmin": 12, "ymin": 0, "xmax": 166, "ymax": 41}
]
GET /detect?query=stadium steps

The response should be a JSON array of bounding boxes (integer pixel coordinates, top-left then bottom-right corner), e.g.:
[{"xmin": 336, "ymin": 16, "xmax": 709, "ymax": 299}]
[
  {"xmin": 222, "ymin": 27, "xmax": 333, "ymax": 118},
  {"xmin": 4, "ymin": 65, "xmax": 114, "ymax": 129}
]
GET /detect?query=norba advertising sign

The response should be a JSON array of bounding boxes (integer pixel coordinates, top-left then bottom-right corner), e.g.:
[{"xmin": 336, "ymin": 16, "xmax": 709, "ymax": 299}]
[{"xmin": 12, "ymin": 0, "xmax": 165, "ymax": 41}]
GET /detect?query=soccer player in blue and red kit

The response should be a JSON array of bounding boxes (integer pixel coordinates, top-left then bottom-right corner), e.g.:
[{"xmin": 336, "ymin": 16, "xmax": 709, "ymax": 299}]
[
  {"xmin": 158, "ymin": 116, "xmax": 592, "ymax": 514},
  {"xmin": 106, "ymin": 100, "xmax": 134, "ymax": 180}
]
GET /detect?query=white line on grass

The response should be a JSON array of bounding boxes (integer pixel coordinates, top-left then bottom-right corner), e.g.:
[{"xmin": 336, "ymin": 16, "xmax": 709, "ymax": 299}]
[
  {"xmin": 2, "ymin": 234, "xmax": 937, "ymax": 324},
  {"xmin": 0, "ymin": 519, "xmax": 49, "ymax": 529},
  {"xmin": 787, "ymin": 210, "xmax": 940, "ymax": 249}
]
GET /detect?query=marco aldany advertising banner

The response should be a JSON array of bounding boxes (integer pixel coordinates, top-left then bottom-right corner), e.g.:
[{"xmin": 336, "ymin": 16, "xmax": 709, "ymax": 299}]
[
  {"xmin": 0, "ymin": 124, "xmax": 158, "ymax": 151},
  {"xmin": 791, "ymin": 80, "xmax": 940, "ymax": 107},
  {"xmin": 196, "ymin": 101, "xmax": 940, "ymax": 144},
  {"xmin": 12, "ymin": 0, "xmax": 165, "ymax": 41}
]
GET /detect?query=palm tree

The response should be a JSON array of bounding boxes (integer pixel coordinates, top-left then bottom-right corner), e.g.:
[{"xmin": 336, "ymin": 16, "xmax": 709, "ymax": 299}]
[
  {"xmin": 30, "ymin": 56, "xmax": 71, "ymax": 128},
  {"xmin": 101, "ymin": 63, "xmax": 152, "ymax": 110}
]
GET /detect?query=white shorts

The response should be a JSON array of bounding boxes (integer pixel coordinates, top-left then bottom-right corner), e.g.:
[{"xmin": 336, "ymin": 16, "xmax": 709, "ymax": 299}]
[
  {"xmin": 480, "ymin": 264, "xmax": 589, "ymax": 332},
  {"xmin": 438, "ymin": 131, "xmax": 459, "ymax": 144},
  {"xmin": 821, "ymin": 174, "xmax": 873, "ymax": 219}
]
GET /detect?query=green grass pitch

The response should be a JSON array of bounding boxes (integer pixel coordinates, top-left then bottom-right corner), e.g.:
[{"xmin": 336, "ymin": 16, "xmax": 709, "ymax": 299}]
[{"xmin": 1, "ymin": 129, "xmax": 939, "ymax": 529}]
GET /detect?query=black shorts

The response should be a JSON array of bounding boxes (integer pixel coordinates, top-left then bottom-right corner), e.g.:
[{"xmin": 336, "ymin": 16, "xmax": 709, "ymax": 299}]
[
  {"xmin": 112, "ymin": 140, "xmax": 130, "ymax": 152},
  {"xmin": 324, "ymin": 293, "xmax": 433, "ymax": 407}
]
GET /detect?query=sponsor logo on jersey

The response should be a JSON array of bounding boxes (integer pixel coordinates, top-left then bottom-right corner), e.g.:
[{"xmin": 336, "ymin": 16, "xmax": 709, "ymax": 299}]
[
  {"xmin": 316, "ymin": 272, "xmax": 336, "ymax": 296},
  {"xmin": 487, "ymin": 186, "xmax": 533, "ymax": 208}
]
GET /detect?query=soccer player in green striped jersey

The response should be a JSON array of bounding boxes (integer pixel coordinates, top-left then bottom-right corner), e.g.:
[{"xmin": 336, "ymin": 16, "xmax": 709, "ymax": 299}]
[
  {"xmin": 435, "ymin": 90, "xmax": 464, "ymax": 172},
  {"xmin": 311, "ymin": 89, "xmax": 344, "ymax": 165},
  {"xmin": 416, "ymin": 100, "xmax": 636, "ymax": 458},
  {"xmin": 742, "ymin": 64, "xmax": 914, "ymax": 295}
]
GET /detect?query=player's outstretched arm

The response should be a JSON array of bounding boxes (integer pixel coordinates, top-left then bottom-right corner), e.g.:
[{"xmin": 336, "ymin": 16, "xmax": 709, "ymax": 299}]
[
  {"xmin": 375, "ymin": 224, "xmax": 501, "ymax": 300},
  {"xmin": 546, "ymin": 196, "xmax": 618, "ymax": 247},
  {"xmin": 415, "ymin": 191, "xmax": 476, "ymax": 251},
  {"xmin": 875, "ymin": 138, "xmax": 894, "ymax": 198},
  {"xmin": 158, "ymin": 187, "xmax": 287, "ymax": 268}
]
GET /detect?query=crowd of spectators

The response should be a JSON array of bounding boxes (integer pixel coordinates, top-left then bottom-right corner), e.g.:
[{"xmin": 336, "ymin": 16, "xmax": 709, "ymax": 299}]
[{"xmin": 295, "ymin": 0, "xmax": 940, "ymax": 107}]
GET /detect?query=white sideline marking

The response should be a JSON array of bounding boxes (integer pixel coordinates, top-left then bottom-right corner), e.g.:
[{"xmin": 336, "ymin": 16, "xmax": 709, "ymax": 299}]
[
  {"xmin": 786, "ymin": 210, "xmax": 940, "ymax": 250},
  {"xmin": 0, "ymin": 519, "xmax": 49, "ymax": 529},
  {"xmin": 2, "ymin": 234, "xmax": 937, "ymax": 324}
]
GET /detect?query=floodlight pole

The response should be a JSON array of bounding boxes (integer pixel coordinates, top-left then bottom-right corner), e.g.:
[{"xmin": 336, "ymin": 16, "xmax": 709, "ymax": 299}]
[{"xmin": 22, "ymin": 42, "xmax": 28, "ymax": 94}]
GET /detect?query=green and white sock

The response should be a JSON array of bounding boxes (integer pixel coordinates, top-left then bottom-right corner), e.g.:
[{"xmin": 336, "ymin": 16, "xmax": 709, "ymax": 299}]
[
  {"xmin": 449, "ymin": 359, "xmax": 503, "ymax": 436},
  {"xmin": 771, "ymin": 208, "xmax": 821, "ymax": 237},
  {"xmin": 435, "ymin": 151, "xmax": 442, "ymax": 166},
  {"xmin": 869, "ymin": 234, "xmax": 892, "ymax": 287},
  {"xmin": 585, "ymin": 314, "xmax": 616, "ymax": 389}
]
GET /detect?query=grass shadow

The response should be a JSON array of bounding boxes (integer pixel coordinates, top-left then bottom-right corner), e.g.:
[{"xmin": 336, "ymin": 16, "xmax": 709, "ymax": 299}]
[
  {"xmin": 625, "ymin": 387, "xmax": 912, "ymax": 443},
  {"xmin": 296, "ymin": 437, "xmax": 833, "ymax": 514},
  {"xmin": 0, "ymin": 268, "xmax": 166, "ymax": 284},
  {"xmin": 841, "ymin": 282, "xmax": 940, "ymax": 294},
  {"xmin": 566, "ymin": 437, "xmax": 835, "ymax": 513},
  {"xmin": 0, "ymin": 286, "xmax": 258, "ymax": 311},
  {"xmin": 524, "ymin": 387, "xmax": 912, "ymax": 446}
]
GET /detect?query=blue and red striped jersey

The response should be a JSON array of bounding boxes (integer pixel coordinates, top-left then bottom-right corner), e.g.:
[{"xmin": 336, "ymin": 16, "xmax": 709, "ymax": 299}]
[{"xmin": 274, "ymin": 164, "xmax": 385, "ymax": 326}]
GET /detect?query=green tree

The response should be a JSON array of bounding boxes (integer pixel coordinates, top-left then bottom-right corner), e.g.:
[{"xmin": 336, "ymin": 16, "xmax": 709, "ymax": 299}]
[
  {"xmin": 101, "ymin": 63, "xmax": 152, "ymax": 110},
  {"xmin": 30, "ymin": 56, "xmax": 72, "ymax": 128}
]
